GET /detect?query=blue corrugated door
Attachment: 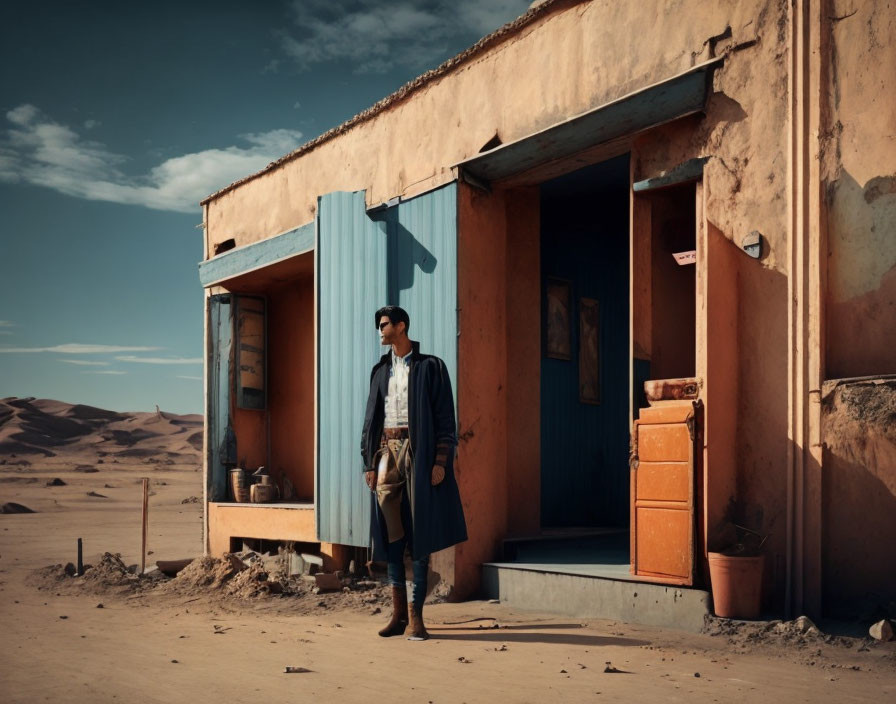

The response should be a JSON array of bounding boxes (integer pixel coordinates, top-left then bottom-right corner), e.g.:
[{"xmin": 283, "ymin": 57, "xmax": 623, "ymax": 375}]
[
  {"xmin": 317, "ymin": 191, "xmax": 388, "ymax": 546},
  {"xmin": 316, "ymin": 185, "xmax": 458, "ymax": 547}
]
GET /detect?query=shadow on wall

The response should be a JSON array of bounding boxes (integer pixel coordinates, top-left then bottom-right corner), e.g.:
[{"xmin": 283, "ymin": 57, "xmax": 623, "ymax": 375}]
[
  {"xmin": 372, "ymin": 210, "xmax": 438, "ymax": 303},
  {"xmin": 826, "ymin": 169, "xmax": 896, "ymax": 378},
  {"xmin": 732, "ymin": 231, "xmax": 789, "ymax": 611},
  {"xmin": 822, "ymin": 377, "xmax": 896, "ymax": 618}
]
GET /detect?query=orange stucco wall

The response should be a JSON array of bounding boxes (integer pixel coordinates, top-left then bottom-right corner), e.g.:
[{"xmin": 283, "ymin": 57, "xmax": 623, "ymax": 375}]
[
  {"xmin": 824, "ymin": 5, "xmax": 896, "ymax": 379},
  {"xmin": 208, "ymin": 503, "xmax": 316, "ymax": 556},
  {"xmin": 504, "ymin": 188, "xmax": 542, "ymax": 537},
  {"xmin": 205, "ymin": 0, "xmax": 787, "ymax": 251},
  {"xmin": 229, "ymin": 277, "xmax": 314, "ymax": 499},
  {"xmin": 453, "ymin": 184, "xmax": 542, "ymax": 598},
  {"xmin": 454, "ymin": 183, "xmax": 509, "ymax": 597},
  {"xmin": 819, "ymin": 4, "xmax": 895, "ymax": 617},
  {"xmin": 232, "ymin": 408, "xmax": 265, "ymax": 471},
  {"xmin": 268, "ymin": 279, "xmax": 315, "ymax": 500},
  {"xmin": 647, "ymin": 185, "xmax": 697, "ymax": 382},
  {"xmin": 821, "ymin": 378, "xmax": 896, "ymax": 614}
]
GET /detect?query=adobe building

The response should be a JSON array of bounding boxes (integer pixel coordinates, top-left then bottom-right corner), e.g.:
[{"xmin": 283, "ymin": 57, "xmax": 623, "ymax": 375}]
[{"xmin": 198, "ymin": 0, "xmax": 895, "ymax": 628}]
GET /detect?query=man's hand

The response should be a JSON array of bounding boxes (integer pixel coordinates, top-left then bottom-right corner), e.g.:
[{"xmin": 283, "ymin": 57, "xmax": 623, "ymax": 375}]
[
  {"xmin": 431, "ymin": 465, "xmax": 445, "ymax": 486},
  {"xmin": 365, "ymin": 470, "xmax": 376, "ymax": 490}
]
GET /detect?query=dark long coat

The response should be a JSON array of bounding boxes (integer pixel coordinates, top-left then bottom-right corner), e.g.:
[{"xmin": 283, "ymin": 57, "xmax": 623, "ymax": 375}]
[{"xmin": 361, "ymin": 341, "xmax": 467, "ymax": 560}]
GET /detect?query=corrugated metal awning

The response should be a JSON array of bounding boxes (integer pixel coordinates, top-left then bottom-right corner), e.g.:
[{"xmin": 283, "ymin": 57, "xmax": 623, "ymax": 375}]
[{"xmin": 457, "ymin": 57, "xmax": 723, "ymax": 185}]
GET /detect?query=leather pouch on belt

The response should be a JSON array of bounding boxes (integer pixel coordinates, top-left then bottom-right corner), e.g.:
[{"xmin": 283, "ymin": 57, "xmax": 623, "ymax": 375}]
[{"xmin": 375, "ymin": 438, "xmax": 410, "ymax": 543}]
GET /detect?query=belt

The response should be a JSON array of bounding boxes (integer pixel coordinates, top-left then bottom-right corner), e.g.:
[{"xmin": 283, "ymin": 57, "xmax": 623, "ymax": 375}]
[{"xmin": 383, "ymin": 427, "xmax": 409, "ymax": 440}]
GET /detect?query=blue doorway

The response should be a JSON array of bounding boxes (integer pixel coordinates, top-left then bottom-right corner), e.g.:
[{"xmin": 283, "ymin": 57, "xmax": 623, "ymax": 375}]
[{"xmin": 540, "ymin": 154, "xmax": 631, "ymax": 529}]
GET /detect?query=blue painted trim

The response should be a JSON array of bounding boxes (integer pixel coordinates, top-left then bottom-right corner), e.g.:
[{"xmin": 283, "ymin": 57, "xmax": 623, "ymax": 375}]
[
  {"xmin": 207, "ymin": 294, "xmax": 232, "ymax": 502},
  {"xmin": 198, "ymin": 221, "xmax": 314, "ymax": 287},
  {"xmin": 632, "ymin": 157, "xmax": 709, "ymax": 192},
  {"xmin": 459, "ymin": 58, "xmax": 721, "ymax": 183}
]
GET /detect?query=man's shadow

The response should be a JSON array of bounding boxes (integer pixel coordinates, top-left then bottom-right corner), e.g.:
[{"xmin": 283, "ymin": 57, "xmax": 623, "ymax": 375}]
[
  {"xmin": 427, "ymin": 622, "xmax": 648, "ymax": 647},
  {"xmin": 372, "ymin": 210, "xmax": 438, "ymax": 303}
]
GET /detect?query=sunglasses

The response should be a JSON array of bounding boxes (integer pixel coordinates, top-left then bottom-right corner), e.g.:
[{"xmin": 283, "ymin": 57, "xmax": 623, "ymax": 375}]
[{"xmin": 378, "ymin": 321, "xmax": 391, "ymax": 330}]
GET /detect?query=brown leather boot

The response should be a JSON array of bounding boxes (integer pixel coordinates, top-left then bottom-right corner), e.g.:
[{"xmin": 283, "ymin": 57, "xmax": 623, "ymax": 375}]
[
  {"xmin": 378, "ymin": 585, "xmax": 408, "ymax": 637},
  {"xmin": 407, "ymin": 602, "xmax": 429, "ymax": 641}
]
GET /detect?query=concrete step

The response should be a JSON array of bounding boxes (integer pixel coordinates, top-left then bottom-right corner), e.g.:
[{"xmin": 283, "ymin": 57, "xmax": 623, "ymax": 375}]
[
  {"xmin": 504, "ymin": 532, "xmax": 628, "ymax": 563},
  {"xmin": 482, "ymin": 562, "xmax": 711, "ymax": 633},
  {"xmin": 501, "ymin": 529, "xmax": 627, "ymax": 561}
]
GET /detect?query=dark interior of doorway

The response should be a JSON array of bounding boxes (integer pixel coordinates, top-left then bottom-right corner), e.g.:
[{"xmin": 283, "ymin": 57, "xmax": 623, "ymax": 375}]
[
  {"xmin": 540, "ymin": 154, "xmax": 630, "ymax": 533},
  {"xmin": 501, "ymin": 157, "xmax": 701, "ymax": 580}
]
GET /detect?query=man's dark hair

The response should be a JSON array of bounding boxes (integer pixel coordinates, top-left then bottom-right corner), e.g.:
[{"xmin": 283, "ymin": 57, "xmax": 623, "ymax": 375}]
[{"xmin": 375, "ymin": 305, "xmax": 410, "ymax": 333}]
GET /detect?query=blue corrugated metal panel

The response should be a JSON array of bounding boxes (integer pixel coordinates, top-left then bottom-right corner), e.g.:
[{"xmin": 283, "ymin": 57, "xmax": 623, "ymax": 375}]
[
  {"xmin": 198, "ymin": 222, "xmax": 314, "ymax": 287},
  {"xmin": 207, "ymin": 294, "xmax": 232, "ymax": 502},
  {"xmin": 317, "ymin": 191, "xmax": 388, "ymax": 546},
  {"xmin": 389, "ymin": 183, "xmax": 458, "ymax": 385},
  {"xmin": 458, "ymin": 59, "xmax": 721, "ymax": 183}
]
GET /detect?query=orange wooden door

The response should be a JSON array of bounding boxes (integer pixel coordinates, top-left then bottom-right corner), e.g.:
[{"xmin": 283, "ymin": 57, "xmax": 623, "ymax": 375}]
[{"xmin": 630, "ymin": 401, "xmax": 702, "ymax": 584}]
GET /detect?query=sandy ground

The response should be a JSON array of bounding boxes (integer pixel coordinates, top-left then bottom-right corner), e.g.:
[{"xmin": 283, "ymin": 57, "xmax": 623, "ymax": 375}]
[{"xmin": 2, "ymin": 458, "xmax": 895, "ymax": 703}]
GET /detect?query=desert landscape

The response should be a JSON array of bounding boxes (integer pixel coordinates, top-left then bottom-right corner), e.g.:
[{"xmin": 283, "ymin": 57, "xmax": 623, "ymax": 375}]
[{"xmin": 1, "ymin": 396, "xmax": 894, "ymax": 703}]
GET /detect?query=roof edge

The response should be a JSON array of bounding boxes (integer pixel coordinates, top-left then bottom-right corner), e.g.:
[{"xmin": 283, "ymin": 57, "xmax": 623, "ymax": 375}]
[{"xmin": 201, "ymin": 0, "xmax": 582, "ymax": 206}]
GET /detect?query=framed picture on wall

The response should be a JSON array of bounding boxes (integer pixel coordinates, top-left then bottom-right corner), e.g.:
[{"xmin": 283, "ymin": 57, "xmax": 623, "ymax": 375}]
[
  {"xmin": 545, "ymin": 277, "xmax": 572, "ymax": 360},
  {"xmin": 579, "ymin": 297, "xmax": 600, "ymax": 404}
]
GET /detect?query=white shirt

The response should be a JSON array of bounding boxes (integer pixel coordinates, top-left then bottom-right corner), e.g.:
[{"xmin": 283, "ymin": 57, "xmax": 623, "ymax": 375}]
[{"xmin": 383, "ymin": 348, "xmax": 411, "ymax": 427}]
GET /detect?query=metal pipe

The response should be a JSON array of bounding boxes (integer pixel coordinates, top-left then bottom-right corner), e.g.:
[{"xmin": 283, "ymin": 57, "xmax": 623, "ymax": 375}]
[{"xmin": 141, "ymin": 478, "xmax": 149, "ymax": 575}]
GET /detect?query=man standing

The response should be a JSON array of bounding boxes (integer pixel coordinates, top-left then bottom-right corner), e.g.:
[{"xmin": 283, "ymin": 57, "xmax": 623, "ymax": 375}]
[{"xmin": 361, "ymin": 305, "xmax": 467, "ymax": 640}]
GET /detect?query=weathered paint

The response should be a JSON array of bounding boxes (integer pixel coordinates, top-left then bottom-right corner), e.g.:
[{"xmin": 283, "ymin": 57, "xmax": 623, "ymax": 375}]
[
  {"xmin": 316, "ymin": 191, "xmax": 387, "ymax": 547},
  {"xmin": 824, "ymin": 5, "xmax": 896, "ymax": 378},
  {"xmin": 206, "ymin": 294, "xmax": 232, "ymax": 502},
  {"xmin": 203, "ymin": 2, "xmax": 769, "ymax": 250},
  {"xmin": 630, "ymin": 401, "xmax": 699, "ymax": 586},
  {"xmin": 460, "ymin": 60, "xmax": 719, "ymax": 184},
  {"xmin": 208, "ymin": 502, "xmax": 316, "ymax": 556},
  {"xmin": 632, "ymin": 157, "xmax": 709, "ymax": 192},
  {"xmin": 198, "ymin": 222, "xmax": 314, "ymax": 288},
  {"xmin": 454, "ymin": 183, "xmax": 509, "ymax": 597},
  {"xmin": 821, "ymin": 377, "xmax": 896, "ymax": 613}
]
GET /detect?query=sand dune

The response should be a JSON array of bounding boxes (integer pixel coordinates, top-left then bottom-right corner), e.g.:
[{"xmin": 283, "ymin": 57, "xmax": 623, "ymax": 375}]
[{"xmin": 0, "ymin": 397, "xmax": 202, "ymax": 465}]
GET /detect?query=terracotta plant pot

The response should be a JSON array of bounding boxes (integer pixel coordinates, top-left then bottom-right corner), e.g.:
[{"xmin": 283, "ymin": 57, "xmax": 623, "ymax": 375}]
[{"xmin": 707, "ymin": 552, "xmax": 764, "ymax": 619}]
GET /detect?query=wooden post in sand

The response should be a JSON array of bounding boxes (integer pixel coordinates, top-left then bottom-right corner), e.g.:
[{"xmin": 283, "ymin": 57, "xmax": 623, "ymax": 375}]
[{"xmin": 141, "ymin": 478, "xmax": 149, "ymax": 575}]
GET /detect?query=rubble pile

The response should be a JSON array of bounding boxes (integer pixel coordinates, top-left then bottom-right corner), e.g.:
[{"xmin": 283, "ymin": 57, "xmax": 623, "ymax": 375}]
[{"xmin": 28, "ymin": 548, "xmax": 394, "ymax": 613}]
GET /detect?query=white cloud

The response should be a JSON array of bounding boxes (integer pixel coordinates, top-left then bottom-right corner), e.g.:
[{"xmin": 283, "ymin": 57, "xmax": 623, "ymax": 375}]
[
  {"xmin": 177, "ymin": 375, "xmax": 202, "ymax": 380},
  {"xmin": 83, "ymin": 370, "xmax": 127, "ymax": 375},
  {"xmin": 115, "ymin": 355, "xmax": 202, "ymax": 365},
  {"xmin": 83, "ymin": 119, "xmax": 101, "ymax": 130},
  {"xmin": 0, "ymin": 343, "xmax": 162, "ymax": 354},
  {"xmin": 0, "ymin": 105, "xmax": 304, "ymax": 213},
  {"xmin": 280, "ymin": 0, "xmax": 530, "ymax": 74},
  {"xmin": 59, "ymin": 359, "xmax": 110, "ymax": 366}
]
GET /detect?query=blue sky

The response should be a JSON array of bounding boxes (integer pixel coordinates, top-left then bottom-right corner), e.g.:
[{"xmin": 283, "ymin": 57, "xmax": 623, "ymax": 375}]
[{"xmin": 0, "ymin": 0, "xmax": 531, "ymax": 414}]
